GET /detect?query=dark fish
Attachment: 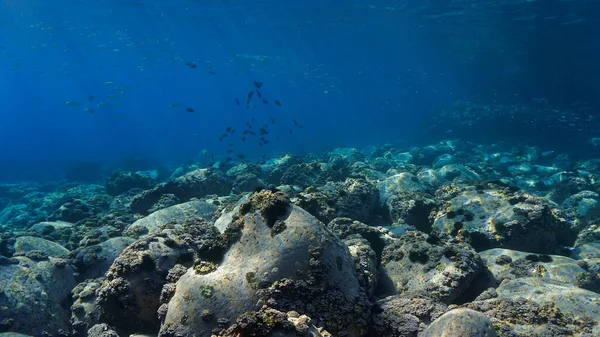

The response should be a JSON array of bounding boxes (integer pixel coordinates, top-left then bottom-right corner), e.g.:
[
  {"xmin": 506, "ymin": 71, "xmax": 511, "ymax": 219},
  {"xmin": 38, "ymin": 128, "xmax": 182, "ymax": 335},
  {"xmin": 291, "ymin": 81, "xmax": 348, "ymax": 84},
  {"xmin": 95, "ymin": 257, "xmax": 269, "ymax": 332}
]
[
  {"xmin": 226, "ymin": 126, "xmax": 232, "ymax": 133},
  {"xmin": 88, "ymin": 95, "xmax": 95, "ymax": 101},
  {"xmin": 235, "ymin": 98, "xmax": 240, "ymax": 105},
  {"xmin": 293, "ymin": 119, "xmax": 298, "ymax": 126},
  {"xmin": 262, "ymin": 99, "xmax": 268, "ymax": 104},
  {"xmin": 274, "ymin": 100, "xmax": 282, "ymax": 106},
  {"xmin": 185, "ymin": 61, "xmax": 197, "ymax": 68},
  {"xmin": 248, "ymin": 131, "xmax": 257, "ymax": 136},
  {"xmin": 186, "ymin": 107, "xmax": 195, "ymax": 112},
  {"xmin": 208, "ymin": 71, "xmax": 216, "ymax": 75},
  {"xmin": 256, "ymin": 90, "xmax": 262, "ymax": 99},
  {"xmin": 237, "ymin": 154, "xmax": 245, "ymax": 159},
  {"xmin": 259, "ymin": 128, "xmax": 269, "ymax": 135},
  {"xmin": 290, "ymin": 129, "xmax": 293, "ymax": 134},
  {"xmin": 270, "ymin": 117, "xmax": 276, "ymax": 124},
  {"xmin": 241, "ymin": 136, "xmax": 246, "ymax": 142},
  {"xmin": 225, "ymin": 157, "xmax": 232, "ymax": 162},
  {"xmin": 247, "ymin": 90, "xmax": 254, "ymax": 101},
  {"xmin": 253, "ymin": 81, "xmax": 262, "ymax": 89},
  {"xmin": 227, "ymin": 149, "xmax": 233, "ymax": 153}
]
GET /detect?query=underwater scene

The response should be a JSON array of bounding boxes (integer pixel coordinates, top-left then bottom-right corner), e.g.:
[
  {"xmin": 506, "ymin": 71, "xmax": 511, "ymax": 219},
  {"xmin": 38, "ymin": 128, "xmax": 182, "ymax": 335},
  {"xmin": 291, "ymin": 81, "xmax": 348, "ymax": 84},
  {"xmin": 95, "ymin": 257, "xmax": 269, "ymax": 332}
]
[{"xmin": 1, "ymin": 0, "xmax": 600, "ymax": 336}]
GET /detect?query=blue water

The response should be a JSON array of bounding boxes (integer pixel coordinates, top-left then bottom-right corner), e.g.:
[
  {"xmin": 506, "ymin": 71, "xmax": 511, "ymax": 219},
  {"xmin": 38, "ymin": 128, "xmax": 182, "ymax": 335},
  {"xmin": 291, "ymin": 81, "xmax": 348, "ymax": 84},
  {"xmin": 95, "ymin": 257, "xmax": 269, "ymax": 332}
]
[{"xmin": 0, "ymin": 0, "xmax": 599, "ymax": 181}]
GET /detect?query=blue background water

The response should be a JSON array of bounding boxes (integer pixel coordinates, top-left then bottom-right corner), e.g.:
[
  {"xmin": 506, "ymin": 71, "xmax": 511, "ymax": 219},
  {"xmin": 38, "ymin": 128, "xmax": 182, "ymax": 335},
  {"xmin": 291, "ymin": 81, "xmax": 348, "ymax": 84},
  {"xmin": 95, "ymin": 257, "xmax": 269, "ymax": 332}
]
[{"xmin": 0, "ymin": 0, "xmax": 598, "ymax": 181}]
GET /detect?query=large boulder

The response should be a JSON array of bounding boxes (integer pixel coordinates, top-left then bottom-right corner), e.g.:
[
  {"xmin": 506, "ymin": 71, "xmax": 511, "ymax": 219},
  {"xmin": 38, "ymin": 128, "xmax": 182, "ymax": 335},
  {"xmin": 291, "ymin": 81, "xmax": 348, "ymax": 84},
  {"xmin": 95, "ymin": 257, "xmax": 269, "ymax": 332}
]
[
  {"xmin": 72, "ymin": 218, "xmax": 225, "ymax": 336},
  {"xmin": 159, "ymin": 190, "xmax": 368, "ymax": 336},
  {"xmin": 474, "ymin": 248, "xmax": 599, "ymax": 293},
  {"xmin": 0, "ymin": 256, "xmax": 77, "ymax": 335},
  {"xmin": 105, "ymin": 171, "xmax": 156, "ymax": 196},
  {"xmin": 130, "ymin": 169, "xmax": 231, "ymax": 215},
  {"xmin": 378, "ymin": 230, "xmax": 482, "ymax": 304},
  {"xmin": 467, "ymin": 278, "xmax": 600, "ymax": 336},
  {"xmin": 423, "ymin": 308, "xmax": 496, "ymax": 337},
  {"xmin": 431, "ymin": 182, "xmax": 576, "ymax": 253},
  {"xmin": 125, "ymin": 200, "xmax": 218, "ymax": 238},
  {"xmin": 294, "ymin": 178, "xmax": 381, "ymax": 224}
]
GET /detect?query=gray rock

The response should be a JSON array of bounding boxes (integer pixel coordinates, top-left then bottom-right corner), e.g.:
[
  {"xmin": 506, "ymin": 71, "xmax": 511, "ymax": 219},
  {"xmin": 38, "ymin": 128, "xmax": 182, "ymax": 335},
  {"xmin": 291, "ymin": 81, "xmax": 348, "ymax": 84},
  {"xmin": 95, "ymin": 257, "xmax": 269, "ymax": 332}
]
[
  {"xmin": 431, "ymin": 182, "xmax": 575, "ymax": 253},
  {"xmin": 73, "ymin": 236, "xmax": 136, "ymax": 280},
  {"xmin": 93, "ymin": 217, "xmax": 223, "ymax": 335},
  {"xmin": 87, "ymin": 323, "xmax": 120, "ymax": 337},
  {"xmin": 13, "ymin": 236, "xmax": 69, "ymax": 257},
  {"xmin": 130, "ymin": 168, "xmax": 231, "ymax": 214},
  {"xmin": 294, "ymin": 178, "xmax": 380, "ymax": 224},
  {"xmin": 370, "ymin": 295, "xmax": 447, "ymax": 337},
  {"xmin": 125, "ymin": 200, "xmax": 217, "ymax": 238},
  {"xmin": 423, "ymin": 308, "xmax": 496, "ymax": 337},
  {"xmin": 0, "ymin": 256, "xmax": 77, "ymax": 335},
  {"xmin": 161, "ymin": 192, "xmax": 363, "ymax": 336},
  {"xmin": 378, "ymin": 173, "xmax": 427, "ymax": 204},
  {"xmin": 27, "ymin": 220, "xmax": 74, "ymax": 235},
  {"xmin": 562, "ymin": 190, "xmax": 600, "ymax": 229},
  {"xmin": 437, "ymin": 164, "xmax": 481, "ymax": 183},
  {"xmin": 477, "ymin": 248, "xmax": 597, "ymax": 291},
  {"xmin": 496, "ymin": 277, "xmax": 600, "ymax": 324},
  {"xmin": 467, "ymin": 278, "xmax": 600, "ymax": 336},
  {"xmin": 378, "ymin": 230, "xmax": 482, "ymax": 303}
]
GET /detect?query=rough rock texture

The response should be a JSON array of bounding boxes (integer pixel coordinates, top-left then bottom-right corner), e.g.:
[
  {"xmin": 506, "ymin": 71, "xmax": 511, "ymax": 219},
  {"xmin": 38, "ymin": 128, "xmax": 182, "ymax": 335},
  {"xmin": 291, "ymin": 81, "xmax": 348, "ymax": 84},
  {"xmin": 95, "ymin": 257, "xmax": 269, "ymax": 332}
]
[
  {"xmin": 473, "ymin": 248, "xmax": 600, "ymax": 294},
  {"xmin": 385, "ymin": 190, "xmax": 437, "ymax": 231},
  {"xmin": 378, "ymin": 230, "xmax": 482, "ymax": 303},
  {"xmin": 130, "ymin": 169, "xmax": 231, "ymax": 215},
  {"xmin": 50, "ymin": 199, "xmax": 94, "ymax": 223},
  {"xmin": 467, "ymin": 283, "xmax": 599, "ymax": 337},
  {"xmin": 344, "ymin": 237, "xmax": 379, "ymax": 296},
  {"xmin": 227, "ymin": 163, "xmax": 267, "ymax": 193},
  {"xmin": 495, "ymin": 278, "xmax": 600, "ymax": 325},
  {"xmin": 70, "ymin": 236, "xmax": 136, "ymax": 280},
  {"xmin": 78, "ymin": 218, "xmax": 224, "ymax": 336},
  {"xmin": 370, "ymin": 295, "xmax": 447, "ymax": 337},
  {"xmin": 125, "ymin": 200, "xmax": 218, "ymax": 238},
  {"xmin": 378, "ymin": 173, "xmax": 428, "ymax": 205},
  {"xmin": 12, "ymin": 235, "xmax": 69, "ymax": 257},
  {"xmin": 423, "ymin": 308, "xmax": 496, "ymax": 337},
  {"xmin": 294, "ymin": 178, "xmax": 381, "ymax": 224},
  {"xmin": 431, "ymin": 182, "xmax": 576, "ymax": 253},
  {"xmin": 207, "ymin": 307, "xmax": 331, "ymax": 337},
  {"xmin": 160, "ymin": 190, "xmax": 368, "ymax": 336},
  {"xmin": 561, "ymin": 190, "xmax": 600, "ymax": 229},
  {"xmin": 0, "ymin": 256, "xmax": 77, "ymax": 335},
  {"xmin": 105, "ymin": 171, "xmax": 156, "ymax": 196},
  {"xmin": 87, "ymin": 323, "xmax": 121, "ymax": 337}
]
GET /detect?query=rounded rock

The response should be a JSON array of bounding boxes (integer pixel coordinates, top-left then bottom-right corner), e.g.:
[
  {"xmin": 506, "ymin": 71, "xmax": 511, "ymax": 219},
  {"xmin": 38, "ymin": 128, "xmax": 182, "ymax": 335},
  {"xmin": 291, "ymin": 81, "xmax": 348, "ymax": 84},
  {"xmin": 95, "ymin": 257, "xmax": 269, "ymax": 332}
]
[{"xmin": 424, "ymin": 308, "xmax": 497, "ymax": 337}]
